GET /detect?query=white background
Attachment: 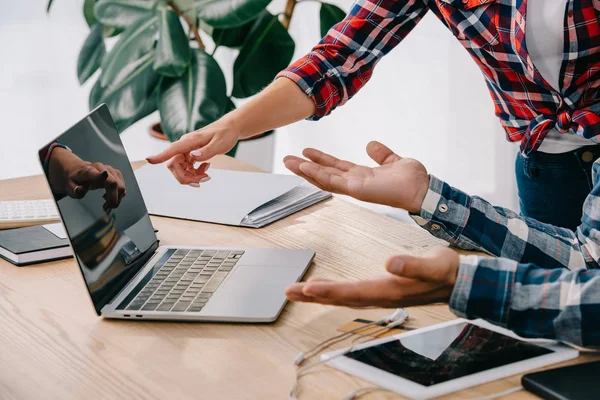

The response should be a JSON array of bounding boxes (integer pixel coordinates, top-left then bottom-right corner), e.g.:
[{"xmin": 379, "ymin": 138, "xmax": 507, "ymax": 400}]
[{"xmin": 0, "ymin": 0, "xmax": 518, "ymax": 217}]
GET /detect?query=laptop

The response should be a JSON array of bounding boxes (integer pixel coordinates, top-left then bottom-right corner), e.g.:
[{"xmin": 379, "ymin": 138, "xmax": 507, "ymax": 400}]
[{"xmin": 38, "ymin": 105, "xmax": 314, "ymax": 322}]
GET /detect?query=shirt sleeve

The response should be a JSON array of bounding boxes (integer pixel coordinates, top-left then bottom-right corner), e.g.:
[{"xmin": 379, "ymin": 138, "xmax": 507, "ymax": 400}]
[
  {"xmin": 450, "ymin": 254, "xmax": 600, "ymax": 349},
  {"xmin": 410, "ymin": 174, "xmax": 594, "ymax": 271},
  {"xmin": 276, "ymin": 0, "xmax": 428, "ymax": 120}
]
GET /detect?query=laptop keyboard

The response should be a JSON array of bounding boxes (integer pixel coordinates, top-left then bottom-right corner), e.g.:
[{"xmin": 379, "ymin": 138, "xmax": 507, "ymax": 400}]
[{"xmin": 125, "ymin": 249, "xmax": 244, "ymax": 313}]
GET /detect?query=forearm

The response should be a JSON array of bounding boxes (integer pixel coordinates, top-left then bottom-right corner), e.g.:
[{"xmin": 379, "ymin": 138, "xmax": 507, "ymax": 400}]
[
  {"xmin": 451, "ymin": 255, "xmax": 600, "ymax": 348},
  {"xmin": 221, "ymin": 78, "xmax": 315, "ymax": 140},
  {"xmin": 412, "ymin": 176, "xmax": 589, "ymax": 270}
]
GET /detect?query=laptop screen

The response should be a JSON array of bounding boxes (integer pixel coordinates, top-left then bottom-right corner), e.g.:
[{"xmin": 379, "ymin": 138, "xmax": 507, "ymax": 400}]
[{"xmin": 39, "ymin": 105, "xmax": 158, "ymax": 314}]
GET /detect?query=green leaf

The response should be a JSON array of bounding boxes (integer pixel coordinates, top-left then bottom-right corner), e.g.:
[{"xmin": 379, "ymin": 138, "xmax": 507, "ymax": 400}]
[
  {"xmin": 99, "ymin": 14, "xmax": 158, "ymax": 88},
  {"xmin": 103, "ymin": 26, "xmax": 123, "ymax": 38},
  {"xmin": 158, "ymin": 50, "xmax": 229, "ymax": 141},
  {"xmin": 95, "ymin": 0, "xmax": 157, "ymax": 29},
  {"xmin": 172, "ymin": 0, "xmax": 196, "ymax": 22},
  {"xmin": 197, "ymin": 0, "xmax": 272, "ymax": 29},
  {"xmin": 90, "ymin": 52, "xmax": 160, "ymax": 132},
  {"xmin": 46, "ymin": 0, "xmax": 54, "ymax": 13},
  {"xmin": 212, "ymin": 18, "xmax": 254, "ymax": 48},
  {"xmin": 154, "ymin": 7, "xmax": 191, "ymax": 77},
  {"xmin": 84, "ymin": 0, "xmax": 97, "ymax": 27},
  {"xmin": 77, "ymin": 24, "xmax": 106, "ymax": 85},
  {"xmin": 319, "ymin": 3, "xmax": 346, "ymax": 38},
  {"xmin": 232, "ymin": 11, "xmax": 294, "ymax": 99}
]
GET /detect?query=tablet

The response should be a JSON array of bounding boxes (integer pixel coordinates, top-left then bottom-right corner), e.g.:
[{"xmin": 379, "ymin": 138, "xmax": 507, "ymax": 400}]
[{"xmin": 322, "ymin": 319, "xmax": 578, "ymax": 399}]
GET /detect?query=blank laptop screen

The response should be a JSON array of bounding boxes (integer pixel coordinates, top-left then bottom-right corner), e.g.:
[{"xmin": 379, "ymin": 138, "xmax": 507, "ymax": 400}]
[{"xmin": 39, "ymin": 105, "xmax": 157, "ymax": 314}]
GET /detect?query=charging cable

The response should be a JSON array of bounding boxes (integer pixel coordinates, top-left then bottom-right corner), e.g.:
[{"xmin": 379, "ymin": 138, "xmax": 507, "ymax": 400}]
[{"xmin": 289, "ymin": 309, "xmax": 409, "ymax": 400}]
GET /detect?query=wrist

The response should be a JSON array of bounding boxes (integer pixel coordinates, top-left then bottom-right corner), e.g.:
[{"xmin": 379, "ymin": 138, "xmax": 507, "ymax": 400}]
[{"xmin": 409, "ymin": 173, "xmax": 431, "ymax": 214}]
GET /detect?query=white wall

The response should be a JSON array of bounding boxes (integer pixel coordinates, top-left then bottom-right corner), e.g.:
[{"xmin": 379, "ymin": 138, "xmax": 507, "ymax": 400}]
[
  {"xmin": 273, "ymin": 0, "xmax": 519, "ymax": 217},
  {"xmin": 0, "ymin": 0, "xmax": 518, "ymax": 216}
]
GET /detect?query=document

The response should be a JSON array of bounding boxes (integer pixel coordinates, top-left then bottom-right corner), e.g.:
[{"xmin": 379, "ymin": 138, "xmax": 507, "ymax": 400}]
[{"xmin": 135, "ymin": 164, "xmax": 331, "ymax": 228}]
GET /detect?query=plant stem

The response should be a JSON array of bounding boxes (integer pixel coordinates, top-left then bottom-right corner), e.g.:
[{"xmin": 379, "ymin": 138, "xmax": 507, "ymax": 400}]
[
  {"xmin": 169, "ymin": 1, "xmax": 205, "ymax": 50},
  {"xmin": 281, "ymin": 0, "xmax": 297, "ymax": 30}
]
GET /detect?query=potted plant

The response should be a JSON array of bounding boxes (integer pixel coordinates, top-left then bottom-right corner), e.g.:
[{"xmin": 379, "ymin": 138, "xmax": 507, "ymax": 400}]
[{"xmin": 46, "ymin": 0, "xmax": 346, "ymax": 156}]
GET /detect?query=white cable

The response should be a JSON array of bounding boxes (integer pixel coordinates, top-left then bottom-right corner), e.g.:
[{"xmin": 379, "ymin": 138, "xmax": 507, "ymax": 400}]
[
  {"xmin": 294, "ymin": 319, "xmax": 384, "ymax": 366},
  {"xmin": 290, "ymin": 309, "xmax": 409, "ymax": 400},
  {"xmin": 294, "ymin": 309, "xmax": 408, "ymax": 367},
  {"xmin": 471, "ymin": 385, "xmax": 523, "ymax": 400},
  {"xmin": 341, "ymin": 386, "xmax": 396, "ymax": 400}
]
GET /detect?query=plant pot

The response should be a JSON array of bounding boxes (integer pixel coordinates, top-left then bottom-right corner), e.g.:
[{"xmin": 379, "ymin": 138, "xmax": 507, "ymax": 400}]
[{"xmin": 149, "ymin": 122, "xmax": 168, "ymax": 141}]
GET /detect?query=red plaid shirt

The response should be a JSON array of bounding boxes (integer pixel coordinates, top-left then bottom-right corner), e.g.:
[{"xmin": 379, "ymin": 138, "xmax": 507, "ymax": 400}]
[{"xmin": 278, "ymin": 0, "xmax": 600, "ymax": 155}]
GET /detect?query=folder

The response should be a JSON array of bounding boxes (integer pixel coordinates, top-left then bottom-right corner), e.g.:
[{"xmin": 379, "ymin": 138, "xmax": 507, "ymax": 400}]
[
  {"xmin": 135, "ymin": 164, "xmax": 331, "ymax": 228},
  {"xmin": 0, "ymin": 224, "xmax": 72, "ymax": 266}
]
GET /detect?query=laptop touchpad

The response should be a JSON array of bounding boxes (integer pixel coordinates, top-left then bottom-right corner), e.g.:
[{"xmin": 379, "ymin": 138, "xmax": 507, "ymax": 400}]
[{"xmin": 201, "ymin": 264, "xmax": 303, "ymax": 320}]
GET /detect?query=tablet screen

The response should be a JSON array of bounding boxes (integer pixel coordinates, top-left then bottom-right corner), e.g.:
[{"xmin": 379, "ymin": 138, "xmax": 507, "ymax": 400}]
[{"xmin": 345, "ymin": 322, "xmax": 553, "ymax": 387}]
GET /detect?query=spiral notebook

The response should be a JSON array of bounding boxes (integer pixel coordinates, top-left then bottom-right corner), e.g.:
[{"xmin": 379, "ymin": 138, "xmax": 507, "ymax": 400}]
[{"xmin": 135, "ymin": 164, "xmax": 331, "ymax": 228}]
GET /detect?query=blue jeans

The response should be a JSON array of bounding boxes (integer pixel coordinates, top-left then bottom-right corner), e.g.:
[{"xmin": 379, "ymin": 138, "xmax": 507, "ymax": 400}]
[{"xmin": 515, "ymin": 145, "xmax": 600, "ymax": 231}]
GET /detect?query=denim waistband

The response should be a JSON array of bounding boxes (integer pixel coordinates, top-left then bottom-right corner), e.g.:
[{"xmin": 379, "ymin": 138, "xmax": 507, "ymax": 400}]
[{"xmin": 524, "ymin": 144, "xmax": 600, "ymax": 167}]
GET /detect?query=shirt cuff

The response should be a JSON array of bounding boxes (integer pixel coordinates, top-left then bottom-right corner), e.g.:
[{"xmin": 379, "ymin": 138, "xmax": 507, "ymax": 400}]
[
  {"xmin": 449, "ymin": 255, "xmax": 517, "ymax": 327},
  {"xmin": 410, "ymin": 175, "xmax": 471, "ymax": 244},
  {"xmin": 276, "ymin": 54, "xmax": 339, "ymax": 121}
]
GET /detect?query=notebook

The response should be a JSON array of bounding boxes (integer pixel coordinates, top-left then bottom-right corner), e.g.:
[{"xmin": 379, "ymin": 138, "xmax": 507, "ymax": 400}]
[
  {"xmin": 135, "ymin": 164, "xmax": 331, "ymax": 228},
  {"xmin": 0, "ymin": 223, "xmax": 72, "ymax": 266}
]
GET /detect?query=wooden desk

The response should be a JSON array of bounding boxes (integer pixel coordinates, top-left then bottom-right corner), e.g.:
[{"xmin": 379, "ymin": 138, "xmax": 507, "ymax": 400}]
[{"xmin": 0, "ymin": 156, "xmax": 593, "ymax": 399}]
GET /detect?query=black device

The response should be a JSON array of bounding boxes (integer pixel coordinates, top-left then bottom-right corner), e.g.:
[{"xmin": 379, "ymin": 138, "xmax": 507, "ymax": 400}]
[{"xmin": 522, "ymin": 361, "xmax": 600, "ymax": 400}]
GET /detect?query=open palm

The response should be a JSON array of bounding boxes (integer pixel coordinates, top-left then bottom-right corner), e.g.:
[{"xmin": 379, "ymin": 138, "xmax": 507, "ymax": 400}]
[{"xmin": 283, "ymin": 141, "xmax": 430, "ymax": 214}]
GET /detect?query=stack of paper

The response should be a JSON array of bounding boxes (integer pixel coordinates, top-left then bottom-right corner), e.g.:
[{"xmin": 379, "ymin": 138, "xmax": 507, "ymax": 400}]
[
  {"xmin": 135, "ymin": 164, "xmax": 331, "ymax": 228},
  {"xmin": 241, "ymin": 182, "xmax": 331, "ymax": 227}
]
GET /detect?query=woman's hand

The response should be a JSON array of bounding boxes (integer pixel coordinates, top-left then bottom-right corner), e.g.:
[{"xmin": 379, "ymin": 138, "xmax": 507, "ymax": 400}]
[
  {"xmin": 48, "ymin": 147, "xmax": 126, "ymax": 211},
  {"xmin": 285, "ymin": 247, "xmax": 459, "ymax": 308},
  {"xmin": 145, "ymin": 120, "xmax": 240, "ymax": 186},
  {"xmin": 284, "ymin": 141, "xmax": 430, "ymax": 214}
]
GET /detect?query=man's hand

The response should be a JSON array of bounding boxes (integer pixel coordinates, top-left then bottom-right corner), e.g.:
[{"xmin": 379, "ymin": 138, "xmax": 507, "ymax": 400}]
[
  {"xmin": 284, "ymin": 141, "xmax": 430, "ymax": 214},
  {"xmin": 48, "ymin": 147, "xmax": 126, "ymax": 212},
  {"xmin": 285, "ymin": 247, "xmax": 459, "ymax": 308}
]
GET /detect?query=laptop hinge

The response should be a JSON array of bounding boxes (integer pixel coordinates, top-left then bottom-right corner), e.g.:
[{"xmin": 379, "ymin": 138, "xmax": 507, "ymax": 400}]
[{"xmin": 102, "ymin": 240, "xmax": 161, "ymax": 313}]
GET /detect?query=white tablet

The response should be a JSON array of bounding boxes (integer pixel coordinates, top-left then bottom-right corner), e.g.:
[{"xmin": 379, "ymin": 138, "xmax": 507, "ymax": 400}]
[{"xmin": 322, "ymin": 318, "xmax": 578, "ymax": 400}]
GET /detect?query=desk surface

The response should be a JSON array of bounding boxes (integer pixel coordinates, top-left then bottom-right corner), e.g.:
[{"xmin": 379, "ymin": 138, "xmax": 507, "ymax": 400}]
[{"xmin": 0, "ymin": 156, "xmax": 594, "ymax": 400}]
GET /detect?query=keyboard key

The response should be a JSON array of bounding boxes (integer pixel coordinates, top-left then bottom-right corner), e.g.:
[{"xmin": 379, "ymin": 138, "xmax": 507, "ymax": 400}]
[
  {"xmin": 230, "ymin": 250, "xmax": 245, "ymax": 255},
  {"xmin": 142, "ymin": 303, "xmax": 159, "ymax": 311},
  {"xmin": 172, "ymin": 303, "xmax": 190, "ymax": 312},
  {"xmin": 197, "ymin": 293, "xmax": 212, "ymax": 299},
  {"xmin": 202, "ymin": 250, "xmax": 217, "ymax": 257},
  {"xmin": 188, "ymin": 306, "xmax": 203, "ymax": 312},
  {"xmin": 220, "ymin": 267, "xmax": 233, "ymax": 272},
  {"xmin": 202, "ymin": 272, "xmax": 228, "ymax": 293},
  {"xmin": 157, "ymin": 303, "xmax": 175, "ymax": 311}
]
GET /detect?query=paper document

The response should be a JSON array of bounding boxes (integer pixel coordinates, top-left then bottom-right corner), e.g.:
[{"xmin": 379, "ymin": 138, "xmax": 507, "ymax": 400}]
[
  {"xmin": 43, "ymin": 223, "xmax": 67, "ymax": 239},
  {"xmin": 135, "ymin": 164, "xmax": 331, "ymax": 227}
]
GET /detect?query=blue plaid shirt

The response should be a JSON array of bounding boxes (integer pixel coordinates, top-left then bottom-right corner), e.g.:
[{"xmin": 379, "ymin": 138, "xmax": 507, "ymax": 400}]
[{"xmin": 412, "ymin": 161, "xmax": 600, "ymax": 349}]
